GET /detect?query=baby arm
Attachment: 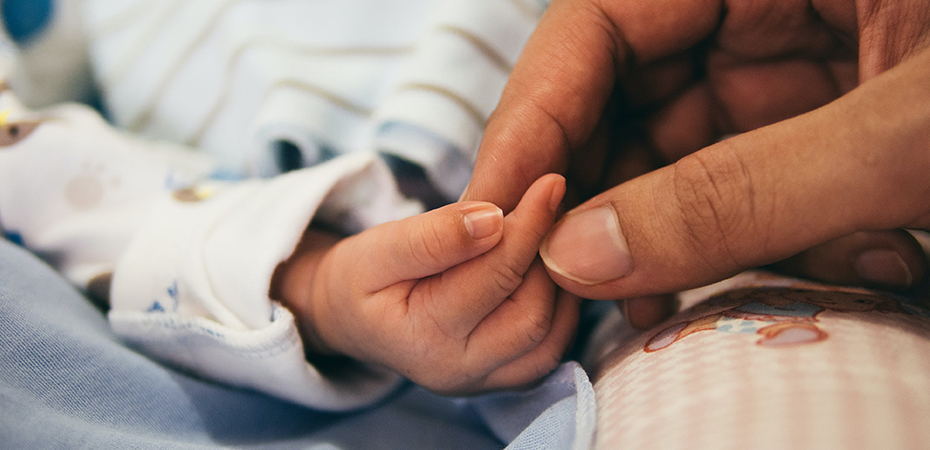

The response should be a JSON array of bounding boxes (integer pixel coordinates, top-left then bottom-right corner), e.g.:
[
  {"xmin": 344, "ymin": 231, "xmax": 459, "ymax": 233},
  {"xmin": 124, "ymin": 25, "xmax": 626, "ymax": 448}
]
[{"xmin": 273, "ymin": 174, "xmax": 581, "ymax": 395}]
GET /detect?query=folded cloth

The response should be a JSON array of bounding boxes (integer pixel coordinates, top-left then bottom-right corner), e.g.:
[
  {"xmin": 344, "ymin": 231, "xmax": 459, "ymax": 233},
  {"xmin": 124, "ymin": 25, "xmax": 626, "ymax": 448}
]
[
  {"xmin": 0, "ymin": 82, "xmax": 422, "ymax": 411},
  {"xmin": 472, "ymin": 362, "xmax": 597, "ymax": 450},
  {"xmin": 84, "ymin": 0, "xmax": 544, "ymax": 199},
  {"xmin": 110, "ymin": 153, "xmax": 421, "ymax": 411}
]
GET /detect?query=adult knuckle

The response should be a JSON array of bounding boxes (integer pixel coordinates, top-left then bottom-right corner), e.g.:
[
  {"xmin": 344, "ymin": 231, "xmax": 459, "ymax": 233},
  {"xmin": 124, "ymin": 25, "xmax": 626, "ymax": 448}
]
[
  {"xmin": 670, "ymin": 144, "xmax": 760, "ymax": 270},
  {"xmin": 858, "ymin": 0, "xmax": 930, "ymax": 70}
]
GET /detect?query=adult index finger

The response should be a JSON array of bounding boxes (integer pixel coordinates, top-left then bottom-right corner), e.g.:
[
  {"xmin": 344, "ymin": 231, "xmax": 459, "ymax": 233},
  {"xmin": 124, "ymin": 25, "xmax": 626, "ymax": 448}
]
[
  {"xmin": 540, "ymin": 47, "xmax": 930, "ymax": 299},
  {"xmin": 464, "ymin": 0, "xmax": 722, "ymax": 212}
]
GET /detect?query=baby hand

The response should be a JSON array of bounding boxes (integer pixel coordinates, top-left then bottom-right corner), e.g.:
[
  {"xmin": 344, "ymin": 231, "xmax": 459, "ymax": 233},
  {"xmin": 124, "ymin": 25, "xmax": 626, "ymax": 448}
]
[{"xmin": 275, "ymin": 174, "xmax": 580, "ymax": 395}]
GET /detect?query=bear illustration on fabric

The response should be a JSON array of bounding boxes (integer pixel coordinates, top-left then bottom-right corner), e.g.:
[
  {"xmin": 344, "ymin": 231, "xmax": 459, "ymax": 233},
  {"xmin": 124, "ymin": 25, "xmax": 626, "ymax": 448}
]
[{"xmin": 644, "ymin": 287, "xmax": 909, "ymax": 352}]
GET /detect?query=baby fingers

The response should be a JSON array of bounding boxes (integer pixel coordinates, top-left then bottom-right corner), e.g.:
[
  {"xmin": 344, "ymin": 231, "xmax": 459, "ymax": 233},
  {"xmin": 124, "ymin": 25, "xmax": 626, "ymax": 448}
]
[
  {"xmin": 476, "ymin": 288, "xmax": 581, "ymax": 392},
  {"xmin": 421, "ymin": 284, "xmax": 581, "ymax": 395},
  {"xmin": 411, "ymin": 174, "xmax": 566, "ymax": 340},
  {"xmin": 345, "ymin": 201, "xmax": 505, "ymax": 294}
]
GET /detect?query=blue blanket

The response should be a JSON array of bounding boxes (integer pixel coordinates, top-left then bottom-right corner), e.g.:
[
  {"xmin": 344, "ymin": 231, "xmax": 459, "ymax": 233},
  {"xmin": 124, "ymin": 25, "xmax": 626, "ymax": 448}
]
[{"xmin": 0, "ymin": 238, "xmax": 594, "ymax": 449}]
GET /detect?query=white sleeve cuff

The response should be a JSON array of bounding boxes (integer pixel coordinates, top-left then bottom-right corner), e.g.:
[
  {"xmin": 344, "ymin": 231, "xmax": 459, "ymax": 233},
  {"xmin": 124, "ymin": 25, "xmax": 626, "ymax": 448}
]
[{"xmin": 109, "ymin": 152, "xmax": 421, "ymax": 410}]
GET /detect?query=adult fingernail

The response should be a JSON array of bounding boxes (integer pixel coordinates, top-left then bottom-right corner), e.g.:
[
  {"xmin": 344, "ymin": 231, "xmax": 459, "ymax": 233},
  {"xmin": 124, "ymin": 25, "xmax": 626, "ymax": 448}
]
[
  {"xmin": 854, "ymin": 249, "xmax": 914, "ymax": 287},
  {"xmin": 464, "ymin": 205, "xmax": 503, "ymax": 240},
  {"xmin": 540, "ymin": 205, "xmax": 632, "ymax": 285}
]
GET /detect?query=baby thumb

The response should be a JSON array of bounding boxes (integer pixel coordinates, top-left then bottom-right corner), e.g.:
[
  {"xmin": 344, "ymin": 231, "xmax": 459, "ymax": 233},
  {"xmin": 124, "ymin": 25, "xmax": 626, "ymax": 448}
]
[{"xmin": 349, "ymin": 201, "xmax": 504, "ymax": 291}]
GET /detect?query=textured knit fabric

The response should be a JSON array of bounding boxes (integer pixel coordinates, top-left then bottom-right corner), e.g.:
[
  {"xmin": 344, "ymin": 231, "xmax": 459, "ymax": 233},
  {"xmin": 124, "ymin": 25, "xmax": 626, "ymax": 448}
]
[
  {"xmin": 83, "ymin": 0, "xmax": 544, "ymax": 200},
  {"xmin": 588, "ymin": 272, "xmax": 930, "ymax": 450}
]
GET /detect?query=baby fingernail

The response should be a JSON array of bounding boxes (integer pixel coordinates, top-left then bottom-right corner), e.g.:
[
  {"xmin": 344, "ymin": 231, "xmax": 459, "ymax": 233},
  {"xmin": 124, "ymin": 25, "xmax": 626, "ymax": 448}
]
[
  {"xmin": 540, "ymin": 205, "xmax": 632, "ymax": 285},
  {"xmin": 547, "ymin": 175, "xmax": 566, "ymax": 213},
  {"xmin": 464, "ymin": 205, "xmax": 503, "ymax": 240},
  {"xmin": 855, "ymin": 249, "xmax": 914, "ymax": 287}
]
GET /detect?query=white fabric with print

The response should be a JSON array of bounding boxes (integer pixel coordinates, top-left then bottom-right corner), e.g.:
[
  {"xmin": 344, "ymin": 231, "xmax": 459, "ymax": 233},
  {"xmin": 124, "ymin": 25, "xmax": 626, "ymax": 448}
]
[{"xmin": 0, "ymin": 84, "xmax": 419, "ymax": 410}]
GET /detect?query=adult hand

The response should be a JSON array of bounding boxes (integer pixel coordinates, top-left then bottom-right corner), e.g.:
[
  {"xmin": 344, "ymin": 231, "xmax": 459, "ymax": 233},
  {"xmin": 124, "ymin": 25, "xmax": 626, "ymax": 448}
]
[{"xmin": 463, "ymin": 0, "xmax": 930, "ymax": 328}]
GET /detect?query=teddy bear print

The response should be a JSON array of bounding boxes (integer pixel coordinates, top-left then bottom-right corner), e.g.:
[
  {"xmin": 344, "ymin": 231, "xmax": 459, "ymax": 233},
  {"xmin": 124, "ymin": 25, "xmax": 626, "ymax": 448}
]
[
  {"xmin": 64, "ymin": 161, "xmax": 122, "ymax": 211},
  {"xmin": 644, "ymin": 287, "xmax": 908, "ymax": 352}
]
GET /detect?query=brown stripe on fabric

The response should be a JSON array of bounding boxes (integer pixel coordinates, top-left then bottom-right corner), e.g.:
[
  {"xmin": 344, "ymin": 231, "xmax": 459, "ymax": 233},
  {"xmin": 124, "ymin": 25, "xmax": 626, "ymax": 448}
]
[
  {"xmin": 128, "ymin": 0, "xmax": 249, "ymax": 132},
  {"xmin": 188, "ymin": 37, "xmax": 411, "ymax": 145},
  {"xmin": 91, "ymin": 0, "xmax": 167, "ymax": 40},
  {"xmin": 394, "ymin": 83, "xmax": 486, "ymax": 128},
  {"xmin": 434, "ymin": 25, "xmax": 512, "ymax": 73},
  {"xmin": 266, "ymin": 79, "xmax": 372, "ymax": 117},
  {"xmin": 98, "ymin": 0, "xmax": 185, "ymax": 86},
  {"xmin": 505, "ymin": 0, "xmax": 545, "ymax": 20}
]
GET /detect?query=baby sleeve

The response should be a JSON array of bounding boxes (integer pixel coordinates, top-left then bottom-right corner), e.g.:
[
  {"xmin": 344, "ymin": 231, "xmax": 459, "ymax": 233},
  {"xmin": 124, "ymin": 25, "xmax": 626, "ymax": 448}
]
[
  {"xmin": 0, "ymin": 87, "xmax": 215, "ymax": 290},
  {"xmin": 0, "ymin": 85, "xmax": 421, "ymax": 411},
  {"xmin": 109, "ymin": 153, "xmax": 421, "ymax": 411}
]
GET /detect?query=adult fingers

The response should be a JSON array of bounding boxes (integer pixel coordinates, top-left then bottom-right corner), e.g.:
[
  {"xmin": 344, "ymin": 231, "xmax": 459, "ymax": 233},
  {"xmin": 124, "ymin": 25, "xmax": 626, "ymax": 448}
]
[
  {"xmin": 539, "ymin": 47, "xmax": 930, "ymax": 300},
  {"xmin": 346, "ymin": 201, "xmax": 504, "ymax": 293},
  {"xmin": 621, "ymin": 232, "xmax": 929, "ymax": 331},
  {"xmin": 463, "ymin": 0, "xmax": 723, "ymax": 211},
  {"xmin": 774, "ymin": 230, "xmax": 926, "ymax": 290},
  {"xmin": 619, "ymin": 295, "xmax": 681, "ymax": 330}
]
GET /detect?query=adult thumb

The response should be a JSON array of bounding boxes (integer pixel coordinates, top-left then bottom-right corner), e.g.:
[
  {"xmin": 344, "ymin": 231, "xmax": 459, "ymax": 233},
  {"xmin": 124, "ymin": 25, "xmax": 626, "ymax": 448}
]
[{"xmin": 539, "ymin": 48, "xmax": 930, "ymax": 300}]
